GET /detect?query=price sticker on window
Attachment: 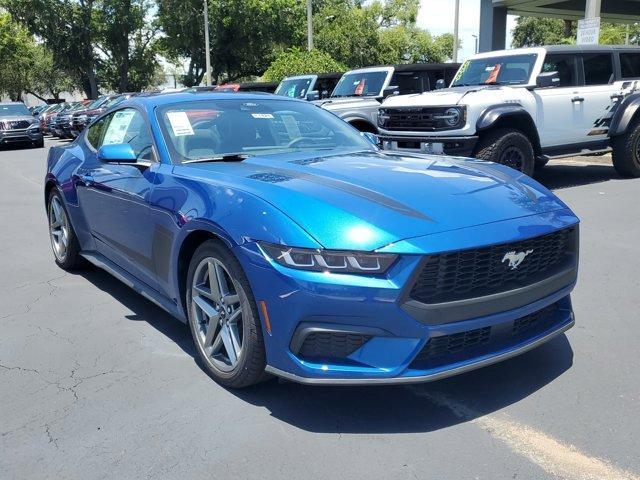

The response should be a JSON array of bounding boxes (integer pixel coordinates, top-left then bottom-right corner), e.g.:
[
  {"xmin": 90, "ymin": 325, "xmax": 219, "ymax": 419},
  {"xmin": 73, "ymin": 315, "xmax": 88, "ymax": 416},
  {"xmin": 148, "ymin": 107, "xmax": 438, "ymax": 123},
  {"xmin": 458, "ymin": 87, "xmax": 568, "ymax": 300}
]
[{"xmin": 166, "ymin": 111, "xmax": 194, "ymax": 136}]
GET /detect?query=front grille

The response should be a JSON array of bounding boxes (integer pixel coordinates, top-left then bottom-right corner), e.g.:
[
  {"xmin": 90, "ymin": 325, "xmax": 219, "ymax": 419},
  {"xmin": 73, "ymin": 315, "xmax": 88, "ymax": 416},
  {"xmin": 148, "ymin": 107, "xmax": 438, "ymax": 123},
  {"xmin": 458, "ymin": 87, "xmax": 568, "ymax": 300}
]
[
  {"xmin": 379, "ymin": 107, "xmax": 463, "ymax": 131},
  {"xmin": 415, "ymin": 326, "xmax": 491, "ymax": 361},
  {"xmin": 298, "ymin": 331, "xmax": 371, "ymax": 360},
  {"xmin": 1, "ymin": 120, "xmax": 30, "ymax": 130},
  {"xmin": 409, "ymin": 227, "xmax": 576, "ymax": 305},
  {"xmin": 410, "ymin": 303, "xmax": 559, "ymax": 367}
]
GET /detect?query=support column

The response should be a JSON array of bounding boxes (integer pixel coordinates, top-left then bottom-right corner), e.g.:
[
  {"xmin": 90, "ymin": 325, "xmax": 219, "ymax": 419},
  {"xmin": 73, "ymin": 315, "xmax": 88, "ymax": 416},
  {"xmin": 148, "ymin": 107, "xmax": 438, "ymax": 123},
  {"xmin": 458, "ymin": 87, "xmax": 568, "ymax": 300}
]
[
  {"xmin": 479, "ymin": 0, "xmax": 507, "ymax": 53},
  {"xmin": 584, "ymin": 0, "xmax": 602, "ymax": 18}
]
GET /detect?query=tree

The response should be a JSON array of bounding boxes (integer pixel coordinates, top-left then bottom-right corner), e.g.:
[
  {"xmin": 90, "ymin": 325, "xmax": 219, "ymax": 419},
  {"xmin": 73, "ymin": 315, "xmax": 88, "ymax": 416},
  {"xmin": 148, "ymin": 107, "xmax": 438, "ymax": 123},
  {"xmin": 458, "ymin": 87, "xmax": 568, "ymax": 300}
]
[
  {"xmin": 98, "ymin": 0, "xmax": 161, "ymax": 92},
  {"xmin": 29, "ymin": 46, "xmax": 79, "ymax": 101},
  {"xmin": 512, "ymin": 17, "xmax": 574, "ymax": 47},
  {"xmin": 3, "ymin": 0, "xmax": 162, "ymax": 98},
  {"xmin": 2, "ymin": 0, "xmax": 102, "ymax": 98},
  {"xmin": 156, "ymin": 0, "xmax": 304, "ymax": 86},
  {"xmin": 263, "ymin": 47, "xmax": 346, "ymax": 82}
]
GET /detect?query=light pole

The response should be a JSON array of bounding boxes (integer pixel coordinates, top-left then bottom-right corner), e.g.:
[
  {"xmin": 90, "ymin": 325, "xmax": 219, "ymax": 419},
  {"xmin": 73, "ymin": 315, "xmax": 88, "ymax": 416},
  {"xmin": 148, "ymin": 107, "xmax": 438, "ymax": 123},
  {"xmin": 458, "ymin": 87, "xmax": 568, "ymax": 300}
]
[
  {"xmin": 307, "ymin": 0, "xmax": 313, "ymax": 51},
  {"xmin": 471, "ymin": 34, "xmax": 478, "ymax": 54},
  {"xmin": 452, "ymin": 0, "xmax": 460, "ymax": 62},
  {"xmin": 203, "ymin": 0, "xmax": 212, "ymax": 86}
]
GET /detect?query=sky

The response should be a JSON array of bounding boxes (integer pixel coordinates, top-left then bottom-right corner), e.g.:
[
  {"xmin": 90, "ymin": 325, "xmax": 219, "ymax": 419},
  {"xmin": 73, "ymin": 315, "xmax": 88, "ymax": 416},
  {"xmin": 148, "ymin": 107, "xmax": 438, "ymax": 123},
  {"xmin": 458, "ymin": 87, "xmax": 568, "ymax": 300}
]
[{"xmin": 417, "ymin": 0, "xmax": 518, "ymax": 62}]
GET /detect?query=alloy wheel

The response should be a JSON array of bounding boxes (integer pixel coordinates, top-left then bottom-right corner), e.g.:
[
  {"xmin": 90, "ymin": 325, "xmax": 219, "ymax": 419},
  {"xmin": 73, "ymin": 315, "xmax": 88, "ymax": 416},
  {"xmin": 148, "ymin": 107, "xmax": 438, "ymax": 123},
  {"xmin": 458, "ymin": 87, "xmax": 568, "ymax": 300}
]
[
  {"xmin": 190, "ymin": 257, "xmax": 244, "ymax": 372},
  {"xmin": 49, "ymin": 196, "xmax": 70, "ymax": 262},
  {"xmin": 500, "ymin": 145, "xmax": 525, "ymax": 171}
]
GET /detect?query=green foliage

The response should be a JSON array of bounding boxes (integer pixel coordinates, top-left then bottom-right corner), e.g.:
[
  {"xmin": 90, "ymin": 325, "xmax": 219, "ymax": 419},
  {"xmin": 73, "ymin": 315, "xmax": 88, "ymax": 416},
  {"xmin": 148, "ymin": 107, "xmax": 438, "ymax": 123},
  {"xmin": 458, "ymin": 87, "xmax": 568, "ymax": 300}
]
[
  {"xmin": 313, "ymin": 0, "xmax": 451, "ymax": 68},
  {"xmin": 513, "ymin": 16, "xmax": 639, "ymax": 48},
  {"xmin": 0, "ymin": 12, "xmax": 76, "ymax": 100},
  {"xmin": 3, "ymin": 0, "xmax": 161, "ymax": 97},
  {"xmin": 157, "ymin": 0, "xmax": 304, "ymax": 86},
  {"xmin": 599, "ymin": 23, "xmax": 640, "ymax": 45},
  {"xmin": 512, "ymin": 17, "xmax": 574, "ymax": 47},
  {"xmin": 263, "ymin": 48, "xmax": 346, "ymax": 82}
]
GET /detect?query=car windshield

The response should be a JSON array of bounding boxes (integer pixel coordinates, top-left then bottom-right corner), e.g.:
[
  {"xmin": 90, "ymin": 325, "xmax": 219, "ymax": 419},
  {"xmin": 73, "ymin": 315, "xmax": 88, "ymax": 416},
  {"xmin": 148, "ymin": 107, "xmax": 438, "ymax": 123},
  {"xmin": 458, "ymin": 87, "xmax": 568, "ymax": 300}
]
[
  {"xmin": 86, "ymin": 97, "xmax": 107, "ymax": 109},
  {"xmin": 451, "ymin": 54, "xmax": 538, "ymax": 87},
  {"xmin": 331, "ymin": 70, "xmax": 388, "ymax": 98},
  {"xmin": 275, "ymin": 77, "xmax": 314, "ymax": 99},
  {"xmin": 156, "ymin": 98, "xmax": 374, "ymax": 164},
  {"xmin": 104, "ymin": 96, "xmax": 125, "ymax": 109},
  {"xmin": 0, "ymin": 104, "xmax": 30, "ymax": 116}
]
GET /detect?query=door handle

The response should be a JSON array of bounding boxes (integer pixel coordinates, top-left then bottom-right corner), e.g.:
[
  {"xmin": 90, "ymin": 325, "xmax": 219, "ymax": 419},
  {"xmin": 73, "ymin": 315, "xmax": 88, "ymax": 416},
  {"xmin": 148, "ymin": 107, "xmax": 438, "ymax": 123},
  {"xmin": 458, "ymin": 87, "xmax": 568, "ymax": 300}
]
[
  {"xmin": 571, "ymin": 96, "xmax": 584, "ymax": 103},
  {"xmin": 78, "ymin": 173, "xmax": 94, "ymax": 186}
]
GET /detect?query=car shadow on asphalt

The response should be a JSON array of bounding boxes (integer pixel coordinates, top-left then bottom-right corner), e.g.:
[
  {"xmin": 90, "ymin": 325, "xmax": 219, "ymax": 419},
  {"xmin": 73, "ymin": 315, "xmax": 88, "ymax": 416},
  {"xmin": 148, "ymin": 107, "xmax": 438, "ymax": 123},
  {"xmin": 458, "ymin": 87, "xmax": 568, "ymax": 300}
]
[
  {"xmin": 76, "ymin": 266, "xmax": 574, "ymax": 435},
  {"xmin": 534, "ymin": 162, "xmax": 623, "ymax": 190}
]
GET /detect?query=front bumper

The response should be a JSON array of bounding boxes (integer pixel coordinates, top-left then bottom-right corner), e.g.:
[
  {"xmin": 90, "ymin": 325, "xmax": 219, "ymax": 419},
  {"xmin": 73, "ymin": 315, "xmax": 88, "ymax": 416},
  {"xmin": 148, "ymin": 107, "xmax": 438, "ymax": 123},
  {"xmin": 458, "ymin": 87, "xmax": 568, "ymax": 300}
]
[
  {"xmin": 0, "ymin": 128, "xmax": 43, "ymax": 144},
  {"xmin": 379, "ymin": 134, "xmax": 478, "ymax": 157},
  {"xmin": 236, "ymin": 213, "xmax": 579, "ymax": 384}
]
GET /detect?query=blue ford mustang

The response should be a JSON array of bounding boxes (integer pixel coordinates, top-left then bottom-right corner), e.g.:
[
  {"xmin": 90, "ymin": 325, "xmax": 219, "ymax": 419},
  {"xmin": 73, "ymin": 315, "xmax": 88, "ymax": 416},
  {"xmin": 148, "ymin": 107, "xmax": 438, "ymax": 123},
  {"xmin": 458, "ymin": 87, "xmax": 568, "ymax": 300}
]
[{"xmin": 45, "ymin": 92, "xmax": 578, "ymax": 387}]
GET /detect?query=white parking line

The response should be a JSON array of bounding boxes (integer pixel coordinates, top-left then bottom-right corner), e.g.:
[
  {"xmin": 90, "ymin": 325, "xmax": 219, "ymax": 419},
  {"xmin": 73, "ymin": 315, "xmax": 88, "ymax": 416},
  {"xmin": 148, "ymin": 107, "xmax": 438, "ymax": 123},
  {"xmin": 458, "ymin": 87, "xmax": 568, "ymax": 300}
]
[{"xmin": 410, "ymin": 388, "xmax": 640, "ymax": 480}]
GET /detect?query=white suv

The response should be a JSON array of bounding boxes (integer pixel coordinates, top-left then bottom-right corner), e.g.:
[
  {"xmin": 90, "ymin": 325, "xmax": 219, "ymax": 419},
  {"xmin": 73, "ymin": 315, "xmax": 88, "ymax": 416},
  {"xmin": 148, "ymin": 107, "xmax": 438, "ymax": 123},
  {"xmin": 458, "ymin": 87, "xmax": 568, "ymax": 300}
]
[{"xmin": 377, "ymin": 45, "xmax": 640, "ymax": 177}]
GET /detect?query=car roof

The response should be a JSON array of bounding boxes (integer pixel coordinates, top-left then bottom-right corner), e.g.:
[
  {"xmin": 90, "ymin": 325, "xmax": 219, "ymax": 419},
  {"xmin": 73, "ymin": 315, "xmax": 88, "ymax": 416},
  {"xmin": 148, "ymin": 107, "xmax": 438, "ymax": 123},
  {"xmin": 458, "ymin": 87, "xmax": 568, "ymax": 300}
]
[
  {"xmin": 470, "ymin": 44, "xmax": 640, "ymax": 59},
  {"xmin": 0, "ymin": 102, "xmax": 26, "ymax": 106},
  {"xmin": 126, "ymin": 91, "xmax": 300, "ymax": 110}
]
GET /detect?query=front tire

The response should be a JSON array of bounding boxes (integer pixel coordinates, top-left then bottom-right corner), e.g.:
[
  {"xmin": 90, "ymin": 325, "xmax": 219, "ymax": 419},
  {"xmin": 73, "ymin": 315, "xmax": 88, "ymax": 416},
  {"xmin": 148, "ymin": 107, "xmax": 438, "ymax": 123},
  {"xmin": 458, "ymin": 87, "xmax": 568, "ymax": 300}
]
[
  {"xmin": 33, "ymin": 138, "xmax": 44, "ymax": 148},
  {"xmin": 612, "ymin": 120, "xmax": 640, "ymax": 178},
  {"xmin": 186, "ymin": 240, "xmax": 267, "ymax": 388},
  {"xmin": 474, "ymin": 128, "xmax": 535, "ymax": 176},
  {"xmin": 47, "ymin": 188, "xmax": 83, "ymax": 270}
]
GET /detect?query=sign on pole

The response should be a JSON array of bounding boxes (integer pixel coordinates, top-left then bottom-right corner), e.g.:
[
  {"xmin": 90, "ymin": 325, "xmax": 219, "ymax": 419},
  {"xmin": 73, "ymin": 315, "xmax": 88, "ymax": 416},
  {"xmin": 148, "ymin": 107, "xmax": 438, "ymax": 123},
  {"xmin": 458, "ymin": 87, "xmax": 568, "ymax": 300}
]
[{"xmin": 577, "ymin": 17, "xmax": 601, "ymax": 45}]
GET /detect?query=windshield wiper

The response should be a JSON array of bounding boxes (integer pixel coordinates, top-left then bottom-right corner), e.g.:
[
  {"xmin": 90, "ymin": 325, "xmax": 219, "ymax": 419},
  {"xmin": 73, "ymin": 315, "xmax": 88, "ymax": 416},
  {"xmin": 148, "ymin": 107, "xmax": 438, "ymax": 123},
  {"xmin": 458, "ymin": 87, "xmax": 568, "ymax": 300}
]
[{"xmin": 183, "ymin": 153, "xmax": 252, "ymax": 164}]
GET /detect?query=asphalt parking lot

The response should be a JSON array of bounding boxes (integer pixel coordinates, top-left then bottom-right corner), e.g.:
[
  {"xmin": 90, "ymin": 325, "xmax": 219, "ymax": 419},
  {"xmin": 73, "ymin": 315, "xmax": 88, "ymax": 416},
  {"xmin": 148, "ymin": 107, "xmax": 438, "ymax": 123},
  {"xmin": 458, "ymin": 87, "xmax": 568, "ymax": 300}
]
[{"xmin": 1, "ymin": 138, "xmax": 639, "ymax": 480}]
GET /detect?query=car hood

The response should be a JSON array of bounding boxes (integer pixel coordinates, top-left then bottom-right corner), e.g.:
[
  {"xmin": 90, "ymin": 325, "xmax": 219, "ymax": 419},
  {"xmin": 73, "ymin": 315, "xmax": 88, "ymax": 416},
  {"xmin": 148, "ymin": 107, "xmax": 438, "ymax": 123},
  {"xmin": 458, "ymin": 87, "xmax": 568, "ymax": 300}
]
[
  {"xmin": 314, "ymin": 97, "xmax": 381, "ymax": 111},
  {"xmin": 177, "ymin": 149, "xmax": 568, "ymax": 251},
  {"xmin": 382, "ymin": 85, "xmax": 513, "ymax": 107}
]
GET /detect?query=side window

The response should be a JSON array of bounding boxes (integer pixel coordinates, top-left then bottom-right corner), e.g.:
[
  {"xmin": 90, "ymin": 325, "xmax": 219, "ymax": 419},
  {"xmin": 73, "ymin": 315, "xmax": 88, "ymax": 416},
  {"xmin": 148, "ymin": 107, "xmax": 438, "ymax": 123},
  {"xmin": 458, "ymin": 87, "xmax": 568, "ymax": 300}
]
[
  {"xmin": 542, "ymin": 54, "xmax": 579, "ymax": 87},
  {"xmin": 583, "ymin": 53, "xmax": 614, "ymax": 85},
  {"xmin": 391, "ymin": 72, "xmax": 429, "ymax": 95},
  {"xmin": 620, "ymin": 53, "xmax": 640, "ymax": 79},
  {"xmin": 86, "ymin": 116, "xmax": 110, "ymax": 149},
  {"xmin": 94, "ymin": 108, "xmax": 154, "ymax": 161}
]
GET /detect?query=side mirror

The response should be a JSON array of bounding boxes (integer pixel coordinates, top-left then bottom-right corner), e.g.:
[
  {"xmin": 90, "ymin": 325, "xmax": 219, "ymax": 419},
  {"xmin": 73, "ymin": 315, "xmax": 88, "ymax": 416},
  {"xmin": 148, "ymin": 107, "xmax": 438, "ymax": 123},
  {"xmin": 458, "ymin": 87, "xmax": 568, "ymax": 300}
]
[
  {"xmin": 361, "ymin": 131, "xmax": 380, "ymax": 147},
  {"xmin": 435, "ymin": 79, "xmax": 446, "ymax": 90},
  {"xmin": 320, "ymin": 89, "xmax": 329, "ymax": 99},
  {"xmin": 536, "ymin": 71, "xmax": 560, "ymax": 88},
  {"xmin": 306, "ymin": 90, "xmax": 320, "ymax": 101},
  {"xmin": 97, "ymin": 143, "xmax": 137, "ymax": 163},
  {"xmin": 382, "ymin": 86, "xmax": 399, "ymax": 99}
]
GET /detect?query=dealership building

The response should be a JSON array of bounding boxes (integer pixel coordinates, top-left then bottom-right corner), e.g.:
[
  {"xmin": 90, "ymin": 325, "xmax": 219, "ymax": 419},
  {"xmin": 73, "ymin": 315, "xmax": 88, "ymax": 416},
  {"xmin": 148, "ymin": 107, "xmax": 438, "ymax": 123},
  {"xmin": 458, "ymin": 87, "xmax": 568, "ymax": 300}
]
[{"xmin": 479, "ymin": 0, "xmax": 640, "ymax": 52}]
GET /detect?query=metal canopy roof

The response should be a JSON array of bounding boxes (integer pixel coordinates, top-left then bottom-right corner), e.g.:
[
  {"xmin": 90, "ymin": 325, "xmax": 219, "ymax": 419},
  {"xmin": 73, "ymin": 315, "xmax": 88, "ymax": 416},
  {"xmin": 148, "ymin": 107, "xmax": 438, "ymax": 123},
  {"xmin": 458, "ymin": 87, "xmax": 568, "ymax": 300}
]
[{"xmin": 492, "ymin": 0, "xmax": 640, "ymax": 22}]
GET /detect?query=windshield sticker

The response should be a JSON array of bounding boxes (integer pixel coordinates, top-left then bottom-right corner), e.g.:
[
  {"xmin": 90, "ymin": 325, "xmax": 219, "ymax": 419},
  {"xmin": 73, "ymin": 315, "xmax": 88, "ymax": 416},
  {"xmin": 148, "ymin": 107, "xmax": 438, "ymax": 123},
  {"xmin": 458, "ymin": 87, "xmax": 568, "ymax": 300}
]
[
  {"xmin": 281, "ymin": 115, "xmax": 301, "ymax": 138},
  {"xmin": 484, "ymin": 64, "xmax": 501, "ymax": 84},
  {"xmin": 251, "ymin": 113, "xmax": 274, "ymax": 119},
  {"xmin": 102, "ymin": 110, "xmax": 135, "ymax": 145},
  {"xmin": 166, "ymin": 111, "xmax": 194, "ymax": 136}
]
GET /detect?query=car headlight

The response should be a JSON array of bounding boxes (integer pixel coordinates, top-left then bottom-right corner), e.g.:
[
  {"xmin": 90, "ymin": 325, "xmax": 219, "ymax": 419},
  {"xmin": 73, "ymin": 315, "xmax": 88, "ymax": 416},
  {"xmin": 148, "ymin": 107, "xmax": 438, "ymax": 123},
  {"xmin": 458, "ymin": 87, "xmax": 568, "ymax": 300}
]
[
  {"xmin": 434, "ymin": 107, "xmax": 464, "ymax": 127},
  {"xmin": 27, "ymin": 123, "xmax": 40, "ymax": 131},
  {"xmin": 259, "ymin": 242, "xmax": 397, "ymax": 275}
]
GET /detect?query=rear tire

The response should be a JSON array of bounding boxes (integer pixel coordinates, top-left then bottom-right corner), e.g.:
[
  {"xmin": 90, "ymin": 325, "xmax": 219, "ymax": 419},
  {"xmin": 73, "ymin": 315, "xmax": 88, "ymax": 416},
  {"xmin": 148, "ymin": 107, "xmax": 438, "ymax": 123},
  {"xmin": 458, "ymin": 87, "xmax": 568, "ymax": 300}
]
[
  {"xmin": 474, "ymin": 128, "xmax": 535, "ymax": 176},
  {"xmin": 186, "ymin": 240, "xmax": 267, "ymax": 388},
  {"xmin": 612, "ymin": 120, "xmax": 640, "ymax": 178},
  {"xmin": 47, "ymin": 188, "xmax": 84, "ymax": 270}
]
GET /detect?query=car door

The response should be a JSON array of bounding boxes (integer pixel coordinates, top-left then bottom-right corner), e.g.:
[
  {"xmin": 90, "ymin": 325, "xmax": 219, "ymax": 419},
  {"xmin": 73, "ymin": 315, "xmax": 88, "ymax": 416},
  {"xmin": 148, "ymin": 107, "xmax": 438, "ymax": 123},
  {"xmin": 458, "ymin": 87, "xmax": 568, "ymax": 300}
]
[
  {"xmin": 533, "ymin": 53, "xmax": 585, "ymax": 147},
  {"xmin": 76, "ymin": 107, "xmax": 160, "ymax": 289},
  {"xmin": 577, "ymin": 52, "xmax": 619, "ymax": 143}
]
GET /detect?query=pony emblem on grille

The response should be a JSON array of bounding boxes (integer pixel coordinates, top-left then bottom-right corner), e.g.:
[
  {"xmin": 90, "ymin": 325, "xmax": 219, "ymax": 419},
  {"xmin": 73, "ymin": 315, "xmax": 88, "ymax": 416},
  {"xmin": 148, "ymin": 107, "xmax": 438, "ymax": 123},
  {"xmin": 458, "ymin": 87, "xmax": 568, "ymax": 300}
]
[{"xmin": 502, "ymin": 249, "xmax": 534, "ymax": 270}]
